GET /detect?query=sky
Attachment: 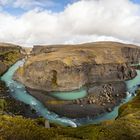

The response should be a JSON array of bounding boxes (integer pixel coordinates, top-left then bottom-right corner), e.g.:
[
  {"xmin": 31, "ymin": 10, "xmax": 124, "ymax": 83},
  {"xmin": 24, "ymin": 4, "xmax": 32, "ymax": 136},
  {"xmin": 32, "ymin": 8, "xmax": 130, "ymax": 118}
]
[{"xmin": 0, "ymin": 0, "xmax": 140, "ymax": 47}]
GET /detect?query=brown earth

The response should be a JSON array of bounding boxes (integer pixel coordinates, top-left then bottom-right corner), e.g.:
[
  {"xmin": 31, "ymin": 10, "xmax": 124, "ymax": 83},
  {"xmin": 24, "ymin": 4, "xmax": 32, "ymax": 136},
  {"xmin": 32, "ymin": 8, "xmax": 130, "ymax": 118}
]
[
  {"xmin": 14, "ymin": 41, "xmax": 140, "ymax": 92},
  {"xmin": 27, "ymin": 81, "xmax": 126, "ymax": 118},
  {"xmin": 13, "ymin": 41, "xmax": 140, "ymax": 118}
]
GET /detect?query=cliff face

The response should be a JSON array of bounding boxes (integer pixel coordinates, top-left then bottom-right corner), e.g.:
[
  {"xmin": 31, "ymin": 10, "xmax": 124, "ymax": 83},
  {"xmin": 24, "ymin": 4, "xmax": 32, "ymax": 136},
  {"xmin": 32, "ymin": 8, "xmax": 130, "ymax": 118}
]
[
  {"xmin": 14, "ymin": 41, "xmax": 140, "ymax": 92},
  {"xmin": 0, "ymin": 43, "xmax": 24, "ymax": 76}
]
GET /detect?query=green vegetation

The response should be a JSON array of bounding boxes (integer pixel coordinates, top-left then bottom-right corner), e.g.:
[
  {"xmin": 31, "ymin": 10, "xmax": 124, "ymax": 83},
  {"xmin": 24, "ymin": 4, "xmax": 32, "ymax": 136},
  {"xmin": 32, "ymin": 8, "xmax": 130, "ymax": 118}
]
[
  {"xmin": 0, "ymin": 80, "xmax": 37, "ymax": 117},
  {"xmin": 0, "ymin": 90, "xmax": 140, "ymax": 140},
  {"xmin": 0, "ymin": 81, "xmax": 8, "ymax": 113},
  {"xmin": 0, "ymin": 50, "xmax": 22, "ymax": 76},
  {"xmin": 0, "ymin": 50, "xmax": 21, "ymax": 65},
  {"xmin": 118, "ymin": 90, "xmax": 140, "ymax": 117},
  {"xmin": 0, "ymin": 99, "xmax": 7, "ymax": 113}
]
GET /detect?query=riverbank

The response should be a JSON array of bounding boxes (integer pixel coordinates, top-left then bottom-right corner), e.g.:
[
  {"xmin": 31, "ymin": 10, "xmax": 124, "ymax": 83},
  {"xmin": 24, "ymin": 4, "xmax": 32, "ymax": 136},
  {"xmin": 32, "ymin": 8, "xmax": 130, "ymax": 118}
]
[
  {"xmin": 27, "ymin": 81, "xmax": 127, "ymax": 118},
  {"xmin": 0, "ymin": 44, "xmax": 39, "ymax": 119},
  {"xmin": 0, "ymin": 89, "xmax": 140, "ymax": 140},
  {"xmin": 0, "ymin": 80, "xmax": 39, "ymax": 118}
]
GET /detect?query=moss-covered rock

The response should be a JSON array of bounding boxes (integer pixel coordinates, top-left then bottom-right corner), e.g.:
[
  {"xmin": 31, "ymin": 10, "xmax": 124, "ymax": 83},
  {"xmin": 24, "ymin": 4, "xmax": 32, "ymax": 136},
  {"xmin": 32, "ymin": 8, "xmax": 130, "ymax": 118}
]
[
  {"xmin": 0, "ymin": 43, "xmax": 24, "ymax": 76},
  {"xmin": 0, "ymin": 50, "xmax": 22, "ymax": 76}
]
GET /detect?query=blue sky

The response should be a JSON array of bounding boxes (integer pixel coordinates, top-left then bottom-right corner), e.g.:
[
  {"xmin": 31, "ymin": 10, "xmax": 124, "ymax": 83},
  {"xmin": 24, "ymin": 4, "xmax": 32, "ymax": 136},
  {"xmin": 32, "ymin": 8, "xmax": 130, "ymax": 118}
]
[
  {"xmin": 0, "ymin": 0, "xmax": 78, "ymax": 15},
  {"xmin": 132, "ymin": 0, "xmax": 140, "ymax": 4},
  {"xmin": 0, "ymin": 0, "xmax": 139, "ymax": 15}
]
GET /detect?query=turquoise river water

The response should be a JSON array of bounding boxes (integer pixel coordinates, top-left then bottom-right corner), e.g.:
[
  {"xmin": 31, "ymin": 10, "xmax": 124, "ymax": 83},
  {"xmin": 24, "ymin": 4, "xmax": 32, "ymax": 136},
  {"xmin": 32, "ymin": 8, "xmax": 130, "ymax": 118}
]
[
  {"xmin": 50, "ymin": 88, "xmax": 87, "ymax": 100},
  {"xmin": 1, "ymin": 60, "xmax": 140, "ymax": 127}
]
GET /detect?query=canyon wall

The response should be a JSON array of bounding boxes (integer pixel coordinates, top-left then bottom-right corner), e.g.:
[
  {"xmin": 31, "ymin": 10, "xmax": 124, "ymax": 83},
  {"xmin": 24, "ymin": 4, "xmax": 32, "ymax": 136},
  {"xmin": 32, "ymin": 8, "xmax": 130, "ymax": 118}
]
[
  {"xmin": 0, "ymin": 43, "xmax": 24, "ymax": 76},
  {"xmin": 14, "ymin": 41, "xmax": 140, "ymax": 92}
]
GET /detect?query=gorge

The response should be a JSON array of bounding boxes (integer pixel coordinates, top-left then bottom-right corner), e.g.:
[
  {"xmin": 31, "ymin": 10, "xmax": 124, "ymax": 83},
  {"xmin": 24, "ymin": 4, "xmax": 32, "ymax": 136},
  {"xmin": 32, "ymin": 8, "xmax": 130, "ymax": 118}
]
[
  {"xmin": 0, "ymin": 41, "xmax": 140, "ymax": 139},
  {"xmin": 13, "ymin": 41, "xmax": 140, "ymax": 119}
]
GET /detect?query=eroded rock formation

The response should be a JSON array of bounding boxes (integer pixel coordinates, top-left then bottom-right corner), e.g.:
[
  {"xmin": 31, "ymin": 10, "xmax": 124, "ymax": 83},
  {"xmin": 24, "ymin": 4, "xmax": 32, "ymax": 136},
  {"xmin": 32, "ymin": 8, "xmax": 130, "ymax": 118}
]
[
  {"xmin": 14, "ymin": 41, "xmax": 140, "ymax": 92},
  {"xmin": 13, "ymin": 41, "xmax": 140, "ymax": 118}
]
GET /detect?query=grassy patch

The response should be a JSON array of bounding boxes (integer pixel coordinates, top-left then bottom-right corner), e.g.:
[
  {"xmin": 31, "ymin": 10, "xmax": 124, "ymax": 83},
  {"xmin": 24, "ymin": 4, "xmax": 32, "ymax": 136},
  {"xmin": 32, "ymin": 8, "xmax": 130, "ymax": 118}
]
[
  {"xmin": 0, "ymin": 50, "xmax": 22, "ymax": 76},
  {"xmin": 0, "ymin": 90, "xmax": 140, "ymax": 140},
  {"xmin": 0, "ymin": 50, "xmax": 21, "ymax": 66}
]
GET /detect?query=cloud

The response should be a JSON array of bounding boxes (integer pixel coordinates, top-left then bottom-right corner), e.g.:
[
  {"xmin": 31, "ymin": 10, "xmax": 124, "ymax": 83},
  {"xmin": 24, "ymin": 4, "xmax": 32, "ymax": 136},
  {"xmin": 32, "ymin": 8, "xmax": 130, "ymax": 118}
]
[
  {"xmin": 0, "ymin": 0, "xmax": 8, "ymax": 6},
  {"xmin": 0, "ymin": 0, "xmax": 140, "ymax": 47},
  {"xmin": 13, "ymin": 0, "xmax": 57, "ymax": 9},
  {"xmin": 0, "ymin": 0, "xmax": 58, "ymax": 9}
]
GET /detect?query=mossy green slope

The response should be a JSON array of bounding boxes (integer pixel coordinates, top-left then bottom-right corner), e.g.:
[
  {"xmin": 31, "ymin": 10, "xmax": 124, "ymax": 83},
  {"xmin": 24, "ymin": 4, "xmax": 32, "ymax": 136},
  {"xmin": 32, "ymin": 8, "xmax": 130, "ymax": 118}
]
[
  {"xmin": 0, "ymin": 91, "xmax": 140, "ymax": 140},
  {"xmin": 0, "ymin": 51, "xmax": 21, "ymax": 65},
  {"xmin": 0, "ymin": 50, "xmax": 22, "ymax": 76}
]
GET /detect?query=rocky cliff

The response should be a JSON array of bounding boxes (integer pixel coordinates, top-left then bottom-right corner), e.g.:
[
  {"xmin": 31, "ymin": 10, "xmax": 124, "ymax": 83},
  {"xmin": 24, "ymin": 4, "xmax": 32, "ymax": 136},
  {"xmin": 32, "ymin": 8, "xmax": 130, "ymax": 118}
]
[
  {"xmin": 15, "ymin": 41, "xmax": 140, "ymax": 92},
  {"xmin": 12, "ymin": 41, "xmax": 140, "ymax": 118},
  {"xmin": 0, "ymin": 43, "xmax": 24, "ymax": 76}
]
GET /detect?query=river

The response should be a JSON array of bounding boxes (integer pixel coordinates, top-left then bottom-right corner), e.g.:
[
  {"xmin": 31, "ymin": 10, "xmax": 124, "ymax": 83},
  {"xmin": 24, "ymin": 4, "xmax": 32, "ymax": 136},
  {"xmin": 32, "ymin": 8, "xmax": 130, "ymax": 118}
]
[{"xmin": 1, "ymin": 60, "xmax": 140, "ymax": 127}]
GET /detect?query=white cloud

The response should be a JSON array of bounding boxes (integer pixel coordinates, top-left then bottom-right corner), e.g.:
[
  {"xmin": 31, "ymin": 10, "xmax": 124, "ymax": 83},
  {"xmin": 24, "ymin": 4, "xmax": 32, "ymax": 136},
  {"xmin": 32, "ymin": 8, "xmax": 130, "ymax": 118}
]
[
  {"xmin": 13, "ymin": 0, "xmax": 57, "ymax": 9},
  {"xmin": 0, "ymin": 0, "xmax": 8, "ymax": 6},
  {"xmin": 0, "ymin": 0, "xmax": 140, "ymax": 47},
  {"xmin": 0, "ymin": 0, "xmax": 58, "ymax": 9}
]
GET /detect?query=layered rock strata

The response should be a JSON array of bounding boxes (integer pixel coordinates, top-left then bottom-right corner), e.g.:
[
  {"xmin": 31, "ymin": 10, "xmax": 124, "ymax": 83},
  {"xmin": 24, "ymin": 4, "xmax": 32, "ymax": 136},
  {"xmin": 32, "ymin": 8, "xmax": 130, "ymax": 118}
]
[
  {"xmin": 14, "ymin": 41, "xmax": 140, "ymax": 118},
  {"xmin": 15, "ymin": 41, "xmax": 140, "ymax": 92}
]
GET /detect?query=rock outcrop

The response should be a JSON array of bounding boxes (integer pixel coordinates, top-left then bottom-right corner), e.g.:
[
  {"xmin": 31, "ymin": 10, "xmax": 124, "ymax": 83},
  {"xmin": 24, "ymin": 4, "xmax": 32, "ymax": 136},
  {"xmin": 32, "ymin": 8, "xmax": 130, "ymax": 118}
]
[
  {"xmin": 13, "ymin": 41, "xmax": 140, "ymax": 118},
  {"xmin": 0, "ymin": 43, "xmax": 24, "ymax": 76},
  {"xmin": 14, "ymin": 41, "xmax": 140, "ymax": 92}
]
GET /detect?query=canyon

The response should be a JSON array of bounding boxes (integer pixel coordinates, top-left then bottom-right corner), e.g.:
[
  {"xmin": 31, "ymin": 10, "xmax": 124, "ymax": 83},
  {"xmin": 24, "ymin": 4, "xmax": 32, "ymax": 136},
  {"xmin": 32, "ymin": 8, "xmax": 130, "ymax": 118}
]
[
  {"xmin": 15, "ymin": 41, "xmax": 140, "ymax": 92},
  {"xmin": 13, "ymin": 41, "xmax": 140, "ymax": 118},
  {"xmin": 0, "ymin": 41, "xmax": 140, "ymax": 140}
]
